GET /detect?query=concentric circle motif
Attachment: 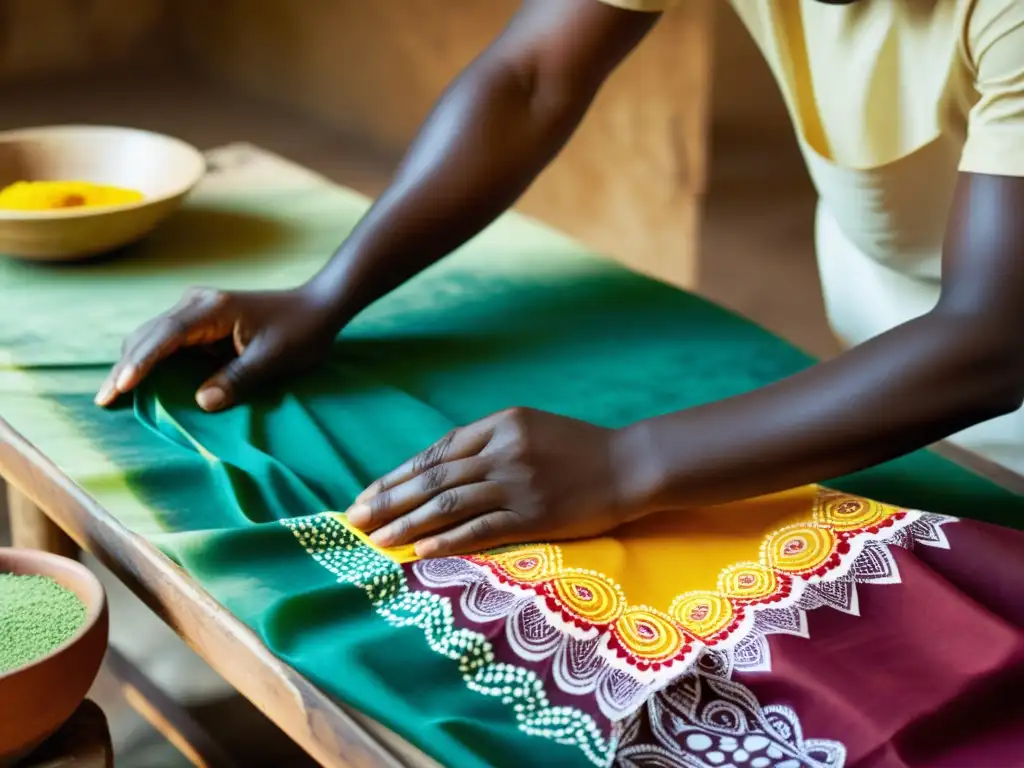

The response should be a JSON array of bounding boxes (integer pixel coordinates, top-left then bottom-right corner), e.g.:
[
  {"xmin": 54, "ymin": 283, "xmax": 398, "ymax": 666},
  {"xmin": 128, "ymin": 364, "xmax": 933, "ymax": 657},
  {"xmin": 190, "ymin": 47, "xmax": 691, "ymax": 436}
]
[
  {"xmin": 550, "ymin": 571, "xmax": 624, "ymax": 625},
  {"xmin": 815, "ymin": 493, "xmax": 895, "ymax": 532},
  {"xmin": 613, "ymin": 608, "xmax": 685, "ymax": 662},
  {"xmin": 763, "ymin": 524, "xmax": 837, "ymax": 574},
  {"xmin": 486, "ymin": 544, "xmax": 562, "ymax": 582},
  {"xmin": 669, "ymin": 592, "xmax": 736, "ymax": 640},
  {"xmin": 718, "ymin": 562, "xmax": 780, "ymax": 602}
]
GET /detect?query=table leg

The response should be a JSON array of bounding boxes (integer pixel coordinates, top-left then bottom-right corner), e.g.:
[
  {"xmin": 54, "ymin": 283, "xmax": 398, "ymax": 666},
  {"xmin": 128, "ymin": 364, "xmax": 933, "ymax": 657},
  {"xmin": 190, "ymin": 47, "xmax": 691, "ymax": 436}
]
[{"xmin": 6, "ymin": 482, "xmax": 79, "ymax": 557}]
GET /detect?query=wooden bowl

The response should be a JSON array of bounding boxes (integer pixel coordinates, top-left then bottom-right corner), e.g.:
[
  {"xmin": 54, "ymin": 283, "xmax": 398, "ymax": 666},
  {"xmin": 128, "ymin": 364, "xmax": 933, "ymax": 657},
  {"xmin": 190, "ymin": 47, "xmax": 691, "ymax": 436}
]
[
  {"xmin": 0, "ymin": 548, "xmax": 108, "ymax": 766},
  {"xmin": 0, "ymin": 125, "xmax": 205, "ymax": 261}
]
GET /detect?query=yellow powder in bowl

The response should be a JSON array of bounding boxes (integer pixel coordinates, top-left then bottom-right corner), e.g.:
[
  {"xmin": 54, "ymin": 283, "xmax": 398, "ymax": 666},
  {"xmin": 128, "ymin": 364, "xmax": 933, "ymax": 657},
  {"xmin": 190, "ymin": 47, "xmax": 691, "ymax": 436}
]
[{"xmin": 0, "ymin": 181, "xmax": 144, "ymax": 211}]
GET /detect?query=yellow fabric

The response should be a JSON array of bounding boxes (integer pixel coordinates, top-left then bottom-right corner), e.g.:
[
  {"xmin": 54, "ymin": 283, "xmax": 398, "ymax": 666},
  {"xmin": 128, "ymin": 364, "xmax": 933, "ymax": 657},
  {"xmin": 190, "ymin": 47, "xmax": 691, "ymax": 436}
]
[
  {"xmin": 349, "ymin": 484, "xmax": 905, "ymax": 645},
  {"xmin": 334, "ymin": 513, "xmax": 420, "ymax": 564},
  {"xmin": 559, "ymin": 485, "xmax": 819, "ymax": 604},
  {"xmin": 469, "ymin": 485, "xmax": 906, "ymax": 660}
]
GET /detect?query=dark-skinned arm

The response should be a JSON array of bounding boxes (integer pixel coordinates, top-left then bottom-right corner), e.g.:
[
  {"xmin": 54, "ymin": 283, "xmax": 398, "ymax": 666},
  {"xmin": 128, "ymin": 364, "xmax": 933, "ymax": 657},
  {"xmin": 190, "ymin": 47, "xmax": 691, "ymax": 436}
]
[
  {"xmin": 620, "ymin": 0, "xmax": 1024, "ymax": 509},
  {"xmin": 96, "ymin": 0, "xmax": 658, "ymax": 410},
  {"xmin": 614, "ymin": 173, "xmax": 1024, "ymax": 511},
  {"xmin": 308, "ymin": 0, "xmax": 659, "ymax": 326},
  {"xmin": 348, "ymin": 173, "xmax": 1024, "ymax": 558},
  {"xmin": 348, "ymin": 2, "xmax": 1024, "ymax": 558}
]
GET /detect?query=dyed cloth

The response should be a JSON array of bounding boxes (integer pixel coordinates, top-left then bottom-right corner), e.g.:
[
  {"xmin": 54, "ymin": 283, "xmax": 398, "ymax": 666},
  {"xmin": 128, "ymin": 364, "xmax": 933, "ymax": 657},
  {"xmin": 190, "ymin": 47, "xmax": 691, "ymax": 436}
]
[{"xmin": 1, "ymin": 146, "xmax": 1022, "ymax": 767}]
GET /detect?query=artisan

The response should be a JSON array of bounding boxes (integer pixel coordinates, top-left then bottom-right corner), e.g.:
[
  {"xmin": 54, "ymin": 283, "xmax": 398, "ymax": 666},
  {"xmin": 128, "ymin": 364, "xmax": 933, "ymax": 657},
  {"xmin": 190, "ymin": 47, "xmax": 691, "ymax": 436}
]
[{"xmin": 99, "ymin": 0, "xmax": 1024, "ymax": 557}]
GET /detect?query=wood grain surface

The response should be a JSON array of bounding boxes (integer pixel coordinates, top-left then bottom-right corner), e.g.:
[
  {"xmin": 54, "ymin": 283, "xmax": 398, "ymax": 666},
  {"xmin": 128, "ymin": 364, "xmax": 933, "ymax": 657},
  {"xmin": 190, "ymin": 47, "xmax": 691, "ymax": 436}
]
[{"xmin": 0, "ymin": 420, "xmax": 421, "ymax": 768}]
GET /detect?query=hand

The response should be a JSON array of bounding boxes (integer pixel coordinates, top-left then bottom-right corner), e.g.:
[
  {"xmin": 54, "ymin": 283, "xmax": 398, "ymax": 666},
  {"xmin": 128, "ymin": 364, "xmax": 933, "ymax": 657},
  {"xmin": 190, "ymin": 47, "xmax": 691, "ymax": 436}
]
[
  {"xmin": 346, "ymin": 407, "xmax": 640, "ymax": 558},
  {"xmin": 95, "ymin": 286, "xmax": 339, "ymax": 412}
]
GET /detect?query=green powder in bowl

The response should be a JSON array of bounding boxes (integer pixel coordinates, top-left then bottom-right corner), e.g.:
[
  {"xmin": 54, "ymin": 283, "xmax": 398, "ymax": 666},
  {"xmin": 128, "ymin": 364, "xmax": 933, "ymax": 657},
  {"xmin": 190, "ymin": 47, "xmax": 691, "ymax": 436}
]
[{"xmin": 0, "ymin": 573, "xmax": 87, "ymax": 675}]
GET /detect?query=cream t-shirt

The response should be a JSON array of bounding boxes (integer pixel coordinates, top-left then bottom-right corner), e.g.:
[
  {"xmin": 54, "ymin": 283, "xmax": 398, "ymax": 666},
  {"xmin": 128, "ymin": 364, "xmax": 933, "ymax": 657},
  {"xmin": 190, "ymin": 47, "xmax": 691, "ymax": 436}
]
[{"xmin": 600, "ymin": 0, "xmax": 1024, "ymax": 471}]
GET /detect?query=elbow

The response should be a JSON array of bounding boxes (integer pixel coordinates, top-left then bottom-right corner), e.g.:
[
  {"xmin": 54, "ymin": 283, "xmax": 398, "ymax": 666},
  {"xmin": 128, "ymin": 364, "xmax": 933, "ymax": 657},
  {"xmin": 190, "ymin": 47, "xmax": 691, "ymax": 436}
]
[
  {"xmin": 960, "ymin": 347, "xmax": 1024, "ymax": 422},
  {"xmin": 483, "ymin": 35, "xmax": 605, "ymax": 132},
  {"xmin": 982, "ymin": 366, "xmax": 1024, "ymax": 418},
  {"xmin": 943, "ymin": 356, "xmax": 1023, "ymax": 429},
  {"xmin": 929, "ymin": 311, "xmax": 1024, "ymax": 420},
  {"xmin": 971, "ymin": 341, "xmax": 1024, "ymax": 420},
  {"xmin": 504, "ymin": 57, "xmax": 597, "ymax": 130},
  {"xmin": 976, "ymin": 381, "xmax": 1024, "ymax": 422}
]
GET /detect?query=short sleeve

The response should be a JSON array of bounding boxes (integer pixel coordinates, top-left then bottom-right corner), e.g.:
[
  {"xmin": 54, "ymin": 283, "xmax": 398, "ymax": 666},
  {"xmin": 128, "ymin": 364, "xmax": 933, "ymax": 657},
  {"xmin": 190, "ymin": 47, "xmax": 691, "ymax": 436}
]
[
  {"xmin": 959, "ymin": 0, "xmax": 1024, "ymax": 177},
  {"xmin": 594, "ymin": 0, "xmax": 677, "ymax": 11}
]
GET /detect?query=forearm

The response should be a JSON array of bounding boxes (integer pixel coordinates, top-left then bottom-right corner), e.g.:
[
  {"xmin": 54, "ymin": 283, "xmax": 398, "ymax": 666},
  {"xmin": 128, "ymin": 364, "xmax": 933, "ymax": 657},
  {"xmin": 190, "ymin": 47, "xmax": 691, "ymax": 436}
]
[
  {"xmin": 308, "ymin": 49, "xmax": 594, "ymax": 326},
  {"xmin": 616, "ymin": 309, "xmax": 1024, "ymax": 510}
]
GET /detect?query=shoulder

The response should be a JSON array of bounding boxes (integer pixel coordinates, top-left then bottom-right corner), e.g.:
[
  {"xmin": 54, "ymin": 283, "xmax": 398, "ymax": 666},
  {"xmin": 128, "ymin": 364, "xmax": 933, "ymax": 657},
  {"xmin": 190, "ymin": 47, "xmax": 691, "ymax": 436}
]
[
  {"xmin": 962, "ymin": 0, "xmax": 1024, "ymax": 70},
  {"xmin": 958, "ymin": 0, "xmax": 1024, "ymax": 178}
]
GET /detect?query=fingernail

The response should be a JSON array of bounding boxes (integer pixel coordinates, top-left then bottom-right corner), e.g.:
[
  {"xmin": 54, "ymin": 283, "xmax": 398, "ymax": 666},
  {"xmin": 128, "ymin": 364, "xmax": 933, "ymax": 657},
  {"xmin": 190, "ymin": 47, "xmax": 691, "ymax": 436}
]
[
  {"xmin": 369, "ymin": 528, "xmax": 393, "ymax": 547},
  {"xmin": 196, "ymin": 386, "xmax": 227, "ymax": 412},
  {"xmin": 415, "ymin": 539, "xmax": 439, "ymax": 558},
  {"xmin": 346, "ymin": 503, "xmax": 371, "ymax": 528},
  {"xmin": 94, "ymin": 384, "xmax": 114, "ymax": 406},
  {"xmin": 115, "ymin": 365, "xmax": 137, "ymax": 392},
  {"xmin": 354, "ymin": 486, "xmax": 375, "ymax": 504}
]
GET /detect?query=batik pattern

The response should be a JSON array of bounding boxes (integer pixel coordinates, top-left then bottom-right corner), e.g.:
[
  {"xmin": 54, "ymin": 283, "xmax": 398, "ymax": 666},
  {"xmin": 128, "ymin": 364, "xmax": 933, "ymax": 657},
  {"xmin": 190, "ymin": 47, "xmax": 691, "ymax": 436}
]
[
  {"xmin": 283, "ymin": 514, "xmax": 615, "ymax": 766},
  {"xmin": 284, "ymin": 490, "xmax": 958, "ymax": 766},
  {"xmin": 616, "ymin": 653, "xmax": 847, "ymax": 768},
  {"xmin": 412, "ymin": 493, "xmax": 949, "ymax": 717},
  {"xmin": 613, "ymin": 510, "xmax": 957, "ymax": 767}
]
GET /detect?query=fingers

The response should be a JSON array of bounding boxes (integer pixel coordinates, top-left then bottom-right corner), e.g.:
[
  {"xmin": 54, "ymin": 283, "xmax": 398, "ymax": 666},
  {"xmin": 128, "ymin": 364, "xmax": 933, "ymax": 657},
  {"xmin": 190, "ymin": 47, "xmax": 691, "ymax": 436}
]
[
  {"xmin": 347, "ymin": 457, "xmax": 487, "ymax": 532},
  {"xmin": 415, "ymin": 510, "xmax": 525, "ymax": 558},
  {"xmin": 194, "ymin": 337, "xmax": 280, "ymax": 412},
  {"xmin": 95, "ymin": 289, "xmax": 231, "ymax": 407},
  {"xmin": 352, "ymin": 422, "xmax": 496, "ymax": 509},
  {"xmin": 95, "ymin": 320, "xmax": 176, "ymax": 406},
  {"xmin": 346, "ymin": 412, "xmax": 518, "ymax": 556},
  {"xmin": 367, "ymin": 481, "xmax": 505, "ymax": 549}
]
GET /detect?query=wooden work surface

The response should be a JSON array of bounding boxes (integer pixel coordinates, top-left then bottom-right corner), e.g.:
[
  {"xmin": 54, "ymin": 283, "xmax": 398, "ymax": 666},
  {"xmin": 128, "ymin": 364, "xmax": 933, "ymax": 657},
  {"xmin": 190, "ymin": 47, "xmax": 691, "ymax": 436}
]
[
  {"xmin": 0, "ymin": 147, "xmax": 444, "ymax": 768},
  {"xmin": 1, "ymin": 143, "xmax": 1023, "ymax": 768},
  {"xmin": 0, "ymin": 424, "xmax": 435, "ymax": 768},
  {"xmin": 0, "ymin": 417, "xmax": 436, "ymax": 768},
  {"xmin": 4, "ymin": 404, "xmax": 1023, "ymax": 768}
]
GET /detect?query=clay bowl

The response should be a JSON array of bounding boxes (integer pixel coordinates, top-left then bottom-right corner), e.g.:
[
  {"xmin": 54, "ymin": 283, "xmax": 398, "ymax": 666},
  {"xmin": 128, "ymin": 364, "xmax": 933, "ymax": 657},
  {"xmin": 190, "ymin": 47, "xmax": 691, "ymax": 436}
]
[
  {"xmin": 0, "ymin": 125, "xmax": 205, "ymax": 261},
  {"xmin": 0, "ymin": 548, "xmax": 108, "ymax": 766}
]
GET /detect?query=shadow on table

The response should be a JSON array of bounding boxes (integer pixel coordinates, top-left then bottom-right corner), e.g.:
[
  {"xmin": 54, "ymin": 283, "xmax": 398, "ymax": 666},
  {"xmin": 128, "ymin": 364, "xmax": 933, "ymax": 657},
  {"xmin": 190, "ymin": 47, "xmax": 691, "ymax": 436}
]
[{"xmin": 14, "ymin": 207, "xmax": 295, "ymax": 272}]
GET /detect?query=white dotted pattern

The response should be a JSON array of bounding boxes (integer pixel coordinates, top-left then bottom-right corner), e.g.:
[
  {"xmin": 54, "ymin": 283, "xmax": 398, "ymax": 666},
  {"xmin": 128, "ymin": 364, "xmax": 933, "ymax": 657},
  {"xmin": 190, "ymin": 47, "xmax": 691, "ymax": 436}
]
[{"xmin": 282, "ymin": 515, "xmax": 614, "ymax": 767}]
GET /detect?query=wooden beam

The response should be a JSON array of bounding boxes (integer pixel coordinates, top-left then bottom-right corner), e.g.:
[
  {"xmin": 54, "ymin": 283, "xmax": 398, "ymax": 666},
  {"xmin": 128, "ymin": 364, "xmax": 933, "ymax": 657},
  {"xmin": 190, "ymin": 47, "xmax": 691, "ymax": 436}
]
[{"xmin": 104, "ymin": 650, "xmax": 239, "ymax": 768}]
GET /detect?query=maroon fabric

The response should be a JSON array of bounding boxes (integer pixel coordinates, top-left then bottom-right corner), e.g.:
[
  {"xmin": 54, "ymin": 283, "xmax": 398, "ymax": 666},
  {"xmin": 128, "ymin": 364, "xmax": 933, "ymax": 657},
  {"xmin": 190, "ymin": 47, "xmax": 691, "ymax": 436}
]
[
  {"xmin": 738, "ymin": 519, "xmax": 1024, "ymax": 767},
  {"xmin": 407, "ymin": 516, "xmax": 1024, "ymax": 766},
  {"xmin": 405, "ymin": 563, "xmax": 615, "ymax": 727}
]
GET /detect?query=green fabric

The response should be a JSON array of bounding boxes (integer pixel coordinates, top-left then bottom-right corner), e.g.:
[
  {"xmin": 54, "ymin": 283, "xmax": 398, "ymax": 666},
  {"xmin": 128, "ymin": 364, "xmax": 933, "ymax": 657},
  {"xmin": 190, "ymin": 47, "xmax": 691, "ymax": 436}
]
[{"xmin": 2, "ymin": 166, "xmax": 1022, "ymax": 767}]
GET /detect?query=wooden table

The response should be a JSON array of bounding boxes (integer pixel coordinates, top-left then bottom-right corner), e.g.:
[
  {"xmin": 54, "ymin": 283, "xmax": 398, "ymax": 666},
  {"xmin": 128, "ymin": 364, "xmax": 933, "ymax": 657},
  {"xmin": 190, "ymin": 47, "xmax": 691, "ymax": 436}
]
[
  {"xmin": 1, "ymin": 427, "xmax": 439, "ymax": 768},
  {"xmin": 2, "ymin": 145, "xmax": 1022, "ymax": 767},
  {"xmin": 6, "ymin": 383, "xmax": 1024, "ymax": 768},
  {"xmin": 0, "ymin": 147, "xmax": 442, "ymax": 768},
  {"xmin": 1, "ymin": 436, "xmax": 431, "ymax": 767}
]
